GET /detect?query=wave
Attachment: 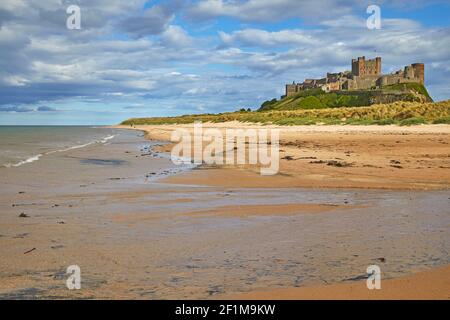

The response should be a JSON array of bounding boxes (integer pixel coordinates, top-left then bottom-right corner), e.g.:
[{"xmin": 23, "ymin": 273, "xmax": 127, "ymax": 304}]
[
  {"xmin": 3, "ymin": 134, "xmax": 116, "ymax": 168},
  {"xmin": 4, "ymin": 154, "xmax": 43, "ymax": 168},
  {"xmin": 100, "ymin": 135, "xmax": 115, "ymax": 143}
]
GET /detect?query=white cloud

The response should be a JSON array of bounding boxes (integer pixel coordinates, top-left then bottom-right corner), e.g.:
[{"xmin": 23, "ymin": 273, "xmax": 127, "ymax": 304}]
[
  {"xmin": 216, "ymin": 18, "xmax": 450, "ymax": 75},
  {"xmin": 188, "ymin": 0, "xmax": 358, "ymax": 22},
  {"xmin": 219, "ymin": 29, "xmax": 319, "ymax": 48},
  {"xmin": 160, "ymin": 25, "xmax": 193, "ymax": 48},
  {"xmin": 119, "ymin": 2, "xmax": 175, "ymax": 38},
  {"xmin": 187, "ymin": 0, "xmax": 449, "ymax": 23}
]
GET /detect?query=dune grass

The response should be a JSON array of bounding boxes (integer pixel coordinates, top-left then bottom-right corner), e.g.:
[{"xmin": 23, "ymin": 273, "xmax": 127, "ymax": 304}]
[{"xmin": 121, "ymin": 100, "xmax": 450, "ymax": 126}]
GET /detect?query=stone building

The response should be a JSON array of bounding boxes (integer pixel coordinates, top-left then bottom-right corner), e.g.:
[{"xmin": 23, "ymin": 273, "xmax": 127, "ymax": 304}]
[{"xmin": 285, "ymin": 56, "xmax": 425, "ymax": 97}]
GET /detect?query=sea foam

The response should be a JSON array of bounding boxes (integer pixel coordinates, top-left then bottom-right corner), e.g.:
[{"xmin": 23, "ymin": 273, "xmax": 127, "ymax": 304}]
[{"xmin": 3, "ymin": 134, "xmax": 116, "ymax": 168}]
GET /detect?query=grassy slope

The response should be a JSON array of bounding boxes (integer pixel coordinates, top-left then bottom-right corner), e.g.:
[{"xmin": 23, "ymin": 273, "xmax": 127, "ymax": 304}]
[
  {"xmin": 122, "ymin": 100, "xmax": 450, "ymax": 126},
  {"xmin": 259, "ymin": 89, "xmax": 372, "ymax": 111},
  {"xmin": 259, "ymin": 83, "xmax": 432, "ymax": 112},
  {"xmin": 383, "ymin": 83, "xmax": 432, "ymax": 100}
]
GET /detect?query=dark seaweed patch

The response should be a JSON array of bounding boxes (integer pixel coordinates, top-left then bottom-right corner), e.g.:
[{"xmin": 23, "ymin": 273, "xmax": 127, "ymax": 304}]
[{"xmin": 80, "ymin": 158, "xmax": 127, "ymax": 166}]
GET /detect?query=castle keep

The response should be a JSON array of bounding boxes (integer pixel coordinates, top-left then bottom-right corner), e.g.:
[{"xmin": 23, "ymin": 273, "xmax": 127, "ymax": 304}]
[{"xmin": 285, "ymin": 57, "xmax": 424, "ymax": 97}]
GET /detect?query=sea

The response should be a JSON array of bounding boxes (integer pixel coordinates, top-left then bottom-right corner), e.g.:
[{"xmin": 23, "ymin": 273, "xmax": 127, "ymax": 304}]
[{"xmin": 0, "ymin": 126, "xmax": 118, "ymax": 168}]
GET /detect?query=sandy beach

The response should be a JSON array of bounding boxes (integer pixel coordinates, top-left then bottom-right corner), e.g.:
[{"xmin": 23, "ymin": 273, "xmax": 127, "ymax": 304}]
[
  {"xmin": 118, "ymin": 123, "xmax": 450, "ymax": 190},
  {"xmin": 227, "ymin": 264, "xmax": 450, "ymax": 300},
  {"xmin": 0, "ymin": 124, "xmax": 449, "ymax": 299}
]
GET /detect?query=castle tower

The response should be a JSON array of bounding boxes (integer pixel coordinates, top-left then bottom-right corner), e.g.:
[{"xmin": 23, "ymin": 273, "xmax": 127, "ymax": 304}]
[
  {"xmin": 404, "ymin": 65, "xmax": 412, "ymax": 78},
  {"xmin": 375, "ymin": 57, "xmax": 382, "ymax": 75},
  {"xmin": 286, "ymin": 82, "xmax": 298, "ymax": 97},
  {"xmin": 412, "ymin": 63, "xmax": 424, "ymax": 84},
  {"xmin": 358, "ymin": 56, "xmax": 366, "ymax": 76},
  {"xmin": 351, "ymin": 56, "xmax": 381, "ymax": 77},
  {"xmin": 352, "ymin": 56, "xmax": 366, "ymax": 76}
]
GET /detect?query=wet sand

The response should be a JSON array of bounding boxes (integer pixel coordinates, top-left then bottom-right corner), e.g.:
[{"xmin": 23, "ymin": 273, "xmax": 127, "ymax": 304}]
[
  {"xmin": 0, "ymin": 126, "xmax": 449, "ymax": 299},
  {"xmin": 185, "ymin": 203, "xmax": 358, "ymax": 218}
]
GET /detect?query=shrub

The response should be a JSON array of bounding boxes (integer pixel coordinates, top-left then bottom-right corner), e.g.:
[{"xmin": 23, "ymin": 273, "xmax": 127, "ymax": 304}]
[
  {"xmin": 432, "ymin": 116, "xmax": 450, "ymax": 124},
  {"xmin": 259, "ymin": 99, "xmax": 278, "ymax": 111},
  {"xmin": 399, "ymin": 117, "xmax": 427, "ymax": 126},
  {"xmin": 375, "ymin": 118, "xmax": 396, "ymax": 125}
]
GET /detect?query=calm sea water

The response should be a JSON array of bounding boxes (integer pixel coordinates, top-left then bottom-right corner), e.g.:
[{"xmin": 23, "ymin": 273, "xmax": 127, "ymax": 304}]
[{"xmin": 0, "ymin": 126, "xmax": 118, "ymax": 168}]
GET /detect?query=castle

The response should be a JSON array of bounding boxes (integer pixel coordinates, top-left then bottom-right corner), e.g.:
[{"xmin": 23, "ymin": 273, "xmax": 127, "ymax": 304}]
[{"xmin": 285, "ymin": 56, "xmax": 424, "ymax": 97}]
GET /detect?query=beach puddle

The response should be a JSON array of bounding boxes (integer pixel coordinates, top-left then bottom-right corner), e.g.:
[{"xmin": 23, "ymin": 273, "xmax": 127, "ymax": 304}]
[{"xmin": 79, "ymin": 158, "xmax": 128, "ymax": 166}]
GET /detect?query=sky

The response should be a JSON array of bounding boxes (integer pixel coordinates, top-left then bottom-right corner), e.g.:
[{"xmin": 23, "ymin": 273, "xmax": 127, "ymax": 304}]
[{"xmin": 0, "ymin": 0, "xmax": 450, "ymax": 125}]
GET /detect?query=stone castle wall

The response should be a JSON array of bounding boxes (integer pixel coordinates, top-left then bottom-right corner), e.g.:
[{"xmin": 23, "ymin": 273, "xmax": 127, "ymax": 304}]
[{"xmin": 285, "ymin": 57, "xmax": 425, "ymax": 97}]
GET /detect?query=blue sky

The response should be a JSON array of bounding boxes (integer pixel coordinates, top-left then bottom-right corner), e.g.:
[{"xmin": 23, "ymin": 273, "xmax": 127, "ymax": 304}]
[{"xmin": 1, "ymin": 0, "xmax": 449, "ymax": 125}]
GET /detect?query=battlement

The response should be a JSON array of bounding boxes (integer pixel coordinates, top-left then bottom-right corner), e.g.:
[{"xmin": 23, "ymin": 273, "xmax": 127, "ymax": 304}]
[{"xmin": 285, "ymin": 57, "xmax": 425, "ymax": 97}]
